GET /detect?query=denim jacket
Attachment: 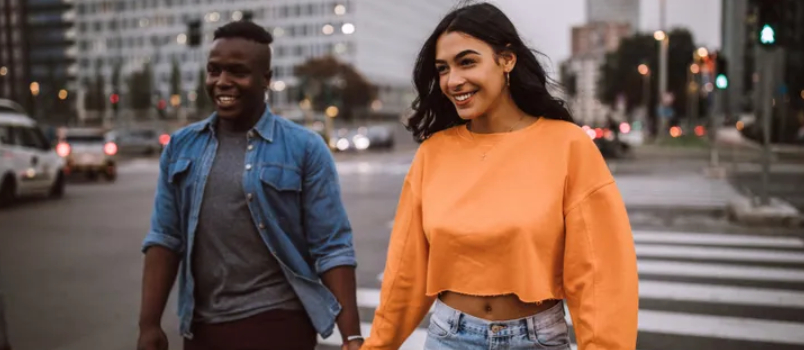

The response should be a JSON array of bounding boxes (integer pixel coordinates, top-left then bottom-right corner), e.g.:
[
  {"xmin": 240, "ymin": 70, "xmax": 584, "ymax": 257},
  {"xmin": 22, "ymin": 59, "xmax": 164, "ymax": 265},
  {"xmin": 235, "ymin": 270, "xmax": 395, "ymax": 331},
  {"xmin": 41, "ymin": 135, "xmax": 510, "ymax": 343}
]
[{"xmin": 141, "ymin": 107, "xmax": 357, "ymax": 339}]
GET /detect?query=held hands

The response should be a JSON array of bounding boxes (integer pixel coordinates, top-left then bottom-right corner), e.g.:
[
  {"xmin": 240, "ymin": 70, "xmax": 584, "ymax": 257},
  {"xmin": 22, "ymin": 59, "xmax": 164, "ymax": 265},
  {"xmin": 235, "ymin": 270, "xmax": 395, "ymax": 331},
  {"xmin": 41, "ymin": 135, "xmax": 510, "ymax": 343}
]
[{"xmin": 342, "ymin": 338, "xmax": 364, "ymax": 350}]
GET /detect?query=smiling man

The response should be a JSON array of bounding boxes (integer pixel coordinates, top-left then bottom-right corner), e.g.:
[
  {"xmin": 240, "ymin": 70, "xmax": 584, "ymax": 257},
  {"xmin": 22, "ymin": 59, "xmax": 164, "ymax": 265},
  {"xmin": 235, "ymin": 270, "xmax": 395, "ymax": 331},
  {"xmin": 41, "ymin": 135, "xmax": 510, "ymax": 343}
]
[{"xmin": 137, "ymin": 21, "xmax": 362, "ymax": 350}]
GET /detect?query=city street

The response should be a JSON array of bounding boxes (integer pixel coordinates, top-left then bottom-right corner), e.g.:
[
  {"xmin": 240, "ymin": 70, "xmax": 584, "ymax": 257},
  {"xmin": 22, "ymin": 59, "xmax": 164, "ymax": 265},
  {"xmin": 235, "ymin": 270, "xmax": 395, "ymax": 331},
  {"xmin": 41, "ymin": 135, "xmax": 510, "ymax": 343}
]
[{"xmin": 1, "ymin": 146, "xmax": 803, "ymax": 350}]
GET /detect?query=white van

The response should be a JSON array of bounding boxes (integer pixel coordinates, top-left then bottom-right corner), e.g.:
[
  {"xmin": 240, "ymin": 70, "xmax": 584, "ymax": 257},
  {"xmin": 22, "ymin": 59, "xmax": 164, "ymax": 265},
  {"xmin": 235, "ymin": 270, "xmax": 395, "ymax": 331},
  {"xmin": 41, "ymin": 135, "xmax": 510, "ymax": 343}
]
[{"xmin": 0, "ymin": 100, "xmax": 66, "ymax": 207}]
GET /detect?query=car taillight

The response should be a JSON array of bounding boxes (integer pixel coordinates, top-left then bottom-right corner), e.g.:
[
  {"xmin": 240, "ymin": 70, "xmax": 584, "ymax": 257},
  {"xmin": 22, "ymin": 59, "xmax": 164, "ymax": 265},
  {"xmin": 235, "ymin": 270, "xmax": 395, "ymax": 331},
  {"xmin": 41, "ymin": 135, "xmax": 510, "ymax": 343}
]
[
  {"xmin": 104, "ymin": 142, "xmax": 118, "ymax": 156},
  {"xmin": 594, "ymin": 128, "xmax": 604, "ymax": 139},
  {"xmin": 56, "ymin": 142, "xmax": 71, "ymax": 157},
  {"xmin": 159, "ymin": 134, "xmax": 170, "ymax": 146},
  {"xmin": 619, "ymin": 122, "xmax": 631, "ymax": 134}
]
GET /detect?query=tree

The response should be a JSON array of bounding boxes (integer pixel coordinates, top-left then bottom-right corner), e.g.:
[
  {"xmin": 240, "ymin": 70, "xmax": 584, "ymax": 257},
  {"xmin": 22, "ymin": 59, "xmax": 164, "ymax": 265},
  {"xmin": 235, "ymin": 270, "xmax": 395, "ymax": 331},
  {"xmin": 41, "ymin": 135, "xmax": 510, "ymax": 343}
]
[
  {"xmin": 127, "ymin": 63, "xmax": 153, "ymax": 110},
  {"xmin": 170, "ymin": 59, "xmax": 182, "ymax": 99},
  {"xmin": 195, "ymin": 69, "xmax": 212, "ymax": 115},
  {"xmin": 92, "ymin": 70, "xmax": 106, "ymax": 112},
  {"xmin": 598, "ymin": 29, "xmax": 697, "ymax": 123},
  {"xmin": 294, "ymin": 56, "xmax": 376, "ymax": 121}
]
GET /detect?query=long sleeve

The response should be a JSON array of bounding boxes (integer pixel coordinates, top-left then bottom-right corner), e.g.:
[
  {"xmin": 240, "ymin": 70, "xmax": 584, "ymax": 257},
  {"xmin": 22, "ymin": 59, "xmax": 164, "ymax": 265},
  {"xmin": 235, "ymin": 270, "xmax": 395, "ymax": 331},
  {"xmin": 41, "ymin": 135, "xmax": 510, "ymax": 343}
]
[
  {"xmin": 363, "ymin": 151, "xmax": 435, "ymax": 350},
  {"xmin": 562, "ymin": 133, "xmax": 638, "ymax": 350},
  {"xmin": 563, "ymin": 183, "xmax": 639, "ymax": 349}
]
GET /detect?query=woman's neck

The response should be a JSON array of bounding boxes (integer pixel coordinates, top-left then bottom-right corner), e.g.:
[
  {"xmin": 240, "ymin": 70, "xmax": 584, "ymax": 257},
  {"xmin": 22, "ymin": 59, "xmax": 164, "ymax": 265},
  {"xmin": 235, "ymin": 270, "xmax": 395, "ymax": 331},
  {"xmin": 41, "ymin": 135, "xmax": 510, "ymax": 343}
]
[{"xmin": 468, "ymin": 93, "xmax": 530, "ymax": 134}]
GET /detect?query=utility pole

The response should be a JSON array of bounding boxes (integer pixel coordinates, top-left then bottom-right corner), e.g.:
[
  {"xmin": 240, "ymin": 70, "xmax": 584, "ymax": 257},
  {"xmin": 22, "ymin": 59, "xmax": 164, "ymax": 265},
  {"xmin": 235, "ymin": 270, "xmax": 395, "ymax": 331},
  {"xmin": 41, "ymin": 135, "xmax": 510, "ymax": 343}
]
[{"xmin": 657, "ymin": 0, "xmax": 669, "ymax": 139}]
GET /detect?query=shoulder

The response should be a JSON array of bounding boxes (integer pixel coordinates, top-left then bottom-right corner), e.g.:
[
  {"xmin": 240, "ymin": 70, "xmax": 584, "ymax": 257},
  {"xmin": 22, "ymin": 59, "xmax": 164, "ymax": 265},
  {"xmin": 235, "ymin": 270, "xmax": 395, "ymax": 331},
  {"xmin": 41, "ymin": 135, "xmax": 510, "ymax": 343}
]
[{"xmin": 274, "ymin": 115, "xmax": 326, "ymax": 145}]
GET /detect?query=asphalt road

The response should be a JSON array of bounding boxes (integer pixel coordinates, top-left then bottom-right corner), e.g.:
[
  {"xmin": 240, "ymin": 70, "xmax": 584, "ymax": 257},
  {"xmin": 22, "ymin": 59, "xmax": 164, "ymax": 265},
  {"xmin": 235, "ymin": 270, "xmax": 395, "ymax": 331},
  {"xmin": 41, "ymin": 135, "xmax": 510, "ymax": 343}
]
[{"xmin": 1, "ymin": 146, "xmax": 803, "ymax": 350}]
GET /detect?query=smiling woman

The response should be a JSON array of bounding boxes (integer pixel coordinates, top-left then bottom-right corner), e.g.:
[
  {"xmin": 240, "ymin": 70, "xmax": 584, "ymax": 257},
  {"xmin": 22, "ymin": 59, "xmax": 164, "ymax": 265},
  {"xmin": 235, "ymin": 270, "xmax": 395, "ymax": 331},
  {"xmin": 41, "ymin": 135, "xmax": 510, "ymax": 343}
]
[{"xmin": 363, "ymin": 3, "xmax": 638, "ymax": 350}]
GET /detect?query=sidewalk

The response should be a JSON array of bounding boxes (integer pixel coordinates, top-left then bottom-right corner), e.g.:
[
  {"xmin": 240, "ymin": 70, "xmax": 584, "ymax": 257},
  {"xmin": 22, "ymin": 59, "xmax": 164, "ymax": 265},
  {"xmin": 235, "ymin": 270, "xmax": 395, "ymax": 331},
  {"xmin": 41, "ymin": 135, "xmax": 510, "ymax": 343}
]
[{"xmin": 615, "ymin": 172, "xmax": 740, "ymax": 214}]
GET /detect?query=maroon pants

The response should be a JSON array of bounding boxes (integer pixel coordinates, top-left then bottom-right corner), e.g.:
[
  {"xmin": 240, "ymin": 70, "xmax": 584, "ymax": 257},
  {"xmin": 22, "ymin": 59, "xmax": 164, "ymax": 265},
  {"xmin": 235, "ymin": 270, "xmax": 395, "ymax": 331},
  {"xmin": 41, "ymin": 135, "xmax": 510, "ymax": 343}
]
[{"xmin": 183, "ymin": 309, "xmax": 317, "ymax": 350}]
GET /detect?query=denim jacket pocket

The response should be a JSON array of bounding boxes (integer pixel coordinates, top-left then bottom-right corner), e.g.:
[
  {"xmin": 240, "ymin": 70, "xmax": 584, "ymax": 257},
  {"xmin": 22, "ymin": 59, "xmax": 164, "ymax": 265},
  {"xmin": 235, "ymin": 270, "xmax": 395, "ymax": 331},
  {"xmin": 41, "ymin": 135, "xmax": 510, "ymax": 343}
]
[
  {"xmin": 259, "ymin": 164, "xmax": 302, "ymax": 192},
  {"xmin": 168, "ymin": 158, "xmax": 192, "ymax": 185}
]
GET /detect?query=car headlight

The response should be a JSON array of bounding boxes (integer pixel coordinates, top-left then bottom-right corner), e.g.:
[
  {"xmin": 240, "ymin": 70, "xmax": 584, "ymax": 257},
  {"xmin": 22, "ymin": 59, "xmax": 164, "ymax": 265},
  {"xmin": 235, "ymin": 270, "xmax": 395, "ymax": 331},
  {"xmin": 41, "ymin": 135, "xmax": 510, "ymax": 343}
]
[
  {"xmin": 353, "ymin": 135, "xmax": 370, "ymax": 150},
  {"xmin": 336, "ymin": 138, "xmax": 350, "ymax": 151}
]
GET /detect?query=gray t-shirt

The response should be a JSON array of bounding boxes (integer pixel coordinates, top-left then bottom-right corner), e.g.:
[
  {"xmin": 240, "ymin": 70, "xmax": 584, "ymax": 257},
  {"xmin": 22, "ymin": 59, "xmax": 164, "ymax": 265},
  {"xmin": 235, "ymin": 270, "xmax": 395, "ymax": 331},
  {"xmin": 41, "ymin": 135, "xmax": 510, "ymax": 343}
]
[{"xmin": 192, "ymin": 127, "xmax": 302, "ymax": 324}]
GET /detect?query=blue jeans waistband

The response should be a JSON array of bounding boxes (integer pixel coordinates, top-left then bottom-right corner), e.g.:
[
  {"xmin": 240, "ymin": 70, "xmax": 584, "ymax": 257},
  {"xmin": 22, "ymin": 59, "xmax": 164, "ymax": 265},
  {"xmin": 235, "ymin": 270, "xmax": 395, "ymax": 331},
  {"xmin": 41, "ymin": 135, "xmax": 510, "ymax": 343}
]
[{"xmin": 431, "ymin": 298, "xmax": 566, "ymax": 338}]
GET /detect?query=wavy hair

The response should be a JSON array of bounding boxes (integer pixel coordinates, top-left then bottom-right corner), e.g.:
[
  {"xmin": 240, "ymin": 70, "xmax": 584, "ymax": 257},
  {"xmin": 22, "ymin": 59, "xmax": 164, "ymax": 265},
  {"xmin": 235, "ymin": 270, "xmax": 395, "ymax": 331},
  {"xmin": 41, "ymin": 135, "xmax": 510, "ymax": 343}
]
[{"xmin": 407, "ymin": 2, "xmax": 574, "ymax": 142}]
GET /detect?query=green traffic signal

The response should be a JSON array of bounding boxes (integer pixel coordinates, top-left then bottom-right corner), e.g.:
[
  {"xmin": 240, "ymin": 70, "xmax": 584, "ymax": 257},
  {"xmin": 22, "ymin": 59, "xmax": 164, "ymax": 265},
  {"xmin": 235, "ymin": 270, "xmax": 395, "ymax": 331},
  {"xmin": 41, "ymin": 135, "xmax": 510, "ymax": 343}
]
[
  {"xmin": 715, "ymin": 74, "xmax": 728, "ymax": 89},
  {"xmin": 760, "ymin": 24, "xmax": 776, "ymax": 45}
]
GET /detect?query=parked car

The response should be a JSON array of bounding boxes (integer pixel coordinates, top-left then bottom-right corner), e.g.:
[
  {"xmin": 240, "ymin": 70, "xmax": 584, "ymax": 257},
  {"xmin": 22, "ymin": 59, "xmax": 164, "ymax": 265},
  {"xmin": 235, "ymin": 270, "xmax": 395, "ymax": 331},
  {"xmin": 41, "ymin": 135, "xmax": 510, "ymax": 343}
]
[
  {"xmin": 57, "ymin": 128, "xmax": 118, "ymax": 181},
  {"xmin": 109, "ymin": 128, "xmax": 169, "ymax": 156},
  {"xmin": 0, "ymin": 102, "xmax": 66, "ymax": 206}
]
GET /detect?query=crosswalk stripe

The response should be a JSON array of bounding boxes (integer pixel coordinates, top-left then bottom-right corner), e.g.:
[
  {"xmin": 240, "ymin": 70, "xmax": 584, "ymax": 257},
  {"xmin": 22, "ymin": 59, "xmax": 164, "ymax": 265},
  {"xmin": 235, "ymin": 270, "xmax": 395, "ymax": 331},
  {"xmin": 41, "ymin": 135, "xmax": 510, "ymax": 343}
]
[
  {"xmin": 632, "ymin": 230, "xmax": 804, "ymax": 248},
  {"xmin": 635, "ymin": 244, "xmax": 804, "ymax": 263},
  {"xmin": 637, "ymin": 280, "xmax": 804, "ymax": 307},
  {"xmin": 638, "ymin": 260, "xmax": 804, "ymax": 282}
]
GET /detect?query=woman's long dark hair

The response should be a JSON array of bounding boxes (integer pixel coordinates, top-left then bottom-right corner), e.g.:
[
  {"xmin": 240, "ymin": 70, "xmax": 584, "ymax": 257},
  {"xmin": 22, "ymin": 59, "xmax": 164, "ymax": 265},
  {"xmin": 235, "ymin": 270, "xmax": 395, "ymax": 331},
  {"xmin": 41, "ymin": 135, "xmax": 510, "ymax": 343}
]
[{"xmin": 407, "ymin": 2, "xmax": 574, "ymax": 142}]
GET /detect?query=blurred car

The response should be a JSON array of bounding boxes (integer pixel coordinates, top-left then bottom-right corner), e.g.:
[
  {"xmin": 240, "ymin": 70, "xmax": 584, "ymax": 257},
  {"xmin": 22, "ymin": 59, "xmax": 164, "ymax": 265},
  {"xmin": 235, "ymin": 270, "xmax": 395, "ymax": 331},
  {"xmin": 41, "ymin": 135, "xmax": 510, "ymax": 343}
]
[
  {"xmin": 109, "ymin": 128, "xmax": 169, "ymax": 156},
  {"xmin": 581, "ymin": 124, "xmax": 631, "ymax": 158},
  {"xmin": 0, "ymin": 102, "xmax": 66, "ymax": 206},
  {"xmin": 329, "ymin": 125, "xmax": 395, "ymax": 152},
  {"xmin": 57, "ymin": 128, "xmax": 118, "ymax": 181}
]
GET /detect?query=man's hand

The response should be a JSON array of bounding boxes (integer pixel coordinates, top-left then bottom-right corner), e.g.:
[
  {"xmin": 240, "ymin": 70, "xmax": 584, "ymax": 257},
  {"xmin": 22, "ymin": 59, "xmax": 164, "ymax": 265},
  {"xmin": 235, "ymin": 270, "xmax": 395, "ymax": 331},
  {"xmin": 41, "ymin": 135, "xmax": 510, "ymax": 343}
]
[
  {"xmin": 341, "ymin": 339, "xmax": 363, "ymax": 350},
  {"xmin": 137, "ymin": 326, "xmax": 168, "ymax": 350}
]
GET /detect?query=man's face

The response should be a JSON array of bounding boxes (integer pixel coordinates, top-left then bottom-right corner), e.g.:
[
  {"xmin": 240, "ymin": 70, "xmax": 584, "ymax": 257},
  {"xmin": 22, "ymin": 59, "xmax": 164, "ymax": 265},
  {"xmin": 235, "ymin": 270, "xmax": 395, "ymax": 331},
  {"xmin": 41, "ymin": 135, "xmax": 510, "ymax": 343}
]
[{"xmin": 205, "ymin": 38, "xmax": 271, "ymax": 120}]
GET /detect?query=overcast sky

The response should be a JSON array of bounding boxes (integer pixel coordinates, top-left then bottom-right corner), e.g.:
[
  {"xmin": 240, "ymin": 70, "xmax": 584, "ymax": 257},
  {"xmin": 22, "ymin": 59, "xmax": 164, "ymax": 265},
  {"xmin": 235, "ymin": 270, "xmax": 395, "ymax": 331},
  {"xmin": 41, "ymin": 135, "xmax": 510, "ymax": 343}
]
[{"xmin": 490, "ymin": 0, "xmax": 722, "ymax": 78}]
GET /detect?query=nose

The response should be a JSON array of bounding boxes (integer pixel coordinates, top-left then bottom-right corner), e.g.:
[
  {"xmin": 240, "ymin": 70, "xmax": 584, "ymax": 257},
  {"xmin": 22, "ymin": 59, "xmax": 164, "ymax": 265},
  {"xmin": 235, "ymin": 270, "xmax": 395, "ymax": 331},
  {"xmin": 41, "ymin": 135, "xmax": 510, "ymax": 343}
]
[
  {"xmin": 446, "ymin": 71, "xmax": 466, "ymax": 92},
  {"xmin": 215, "ymin": 71, "xmax": 234, "ymax": 89}
]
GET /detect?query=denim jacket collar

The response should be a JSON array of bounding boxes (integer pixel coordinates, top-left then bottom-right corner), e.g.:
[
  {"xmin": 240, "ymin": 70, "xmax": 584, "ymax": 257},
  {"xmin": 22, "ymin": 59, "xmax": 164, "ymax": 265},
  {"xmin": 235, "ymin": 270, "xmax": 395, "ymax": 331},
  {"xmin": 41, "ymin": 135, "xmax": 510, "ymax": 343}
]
[{"xmin": 191, "ymin": 104, "xmax": 276, "ymax": 142}]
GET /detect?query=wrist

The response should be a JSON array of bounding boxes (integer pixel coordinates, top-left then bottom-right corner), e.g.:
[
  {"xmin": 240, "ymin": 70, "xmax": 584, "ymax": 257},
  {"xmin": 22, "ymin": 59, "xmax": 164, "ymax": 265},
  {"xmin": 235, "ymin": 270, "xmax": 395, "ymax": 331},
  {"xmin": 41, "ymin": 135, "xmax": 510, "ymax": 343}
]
[{"xmin": 344, "ymin": 335, "xmax": 364, "ymax": 343}]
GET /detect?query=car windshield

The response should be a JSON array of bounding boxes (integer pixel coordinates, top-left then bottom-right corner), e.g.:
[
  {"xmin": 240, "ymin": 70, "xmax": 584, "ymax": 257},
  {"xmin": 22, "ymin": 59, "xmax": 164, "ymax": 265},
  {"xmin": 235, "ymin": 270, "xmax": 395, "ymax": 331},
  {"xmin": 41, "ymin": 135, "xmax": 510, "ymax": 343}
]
[{"xmin": 66, "ymin": 135, "xmax": 105, "ymax": 143}]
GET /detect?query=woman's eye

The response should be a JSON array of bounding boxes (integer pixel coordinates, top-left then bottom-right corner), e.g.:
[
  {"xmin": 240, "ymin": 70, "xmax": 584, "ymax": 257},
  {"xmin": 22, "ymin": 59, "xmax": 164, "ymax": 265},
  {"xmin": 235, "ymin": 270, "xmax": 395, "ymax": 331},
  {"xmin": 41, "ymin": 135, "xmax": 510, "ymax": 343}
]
[
  {"xmin": 460, "ymin": 59, "xmax": 475, "ymax": 66},
  {"xmin": 436, "ymin": 65, "xmax": 448, "ymax": 74}
]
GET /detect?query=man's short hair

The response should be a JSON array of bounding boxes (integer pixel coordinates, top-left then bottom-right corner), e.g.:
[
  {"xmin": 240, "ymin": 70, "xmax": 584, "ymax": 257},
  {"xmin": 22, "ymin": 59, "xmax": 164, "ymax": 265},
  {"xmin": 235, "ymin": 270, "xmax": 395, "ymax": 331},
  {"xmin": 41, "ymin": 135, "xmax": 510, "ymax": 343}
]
[{"xmin": 213, "ymin": 21, "xmax": 274, "ymax": 65}]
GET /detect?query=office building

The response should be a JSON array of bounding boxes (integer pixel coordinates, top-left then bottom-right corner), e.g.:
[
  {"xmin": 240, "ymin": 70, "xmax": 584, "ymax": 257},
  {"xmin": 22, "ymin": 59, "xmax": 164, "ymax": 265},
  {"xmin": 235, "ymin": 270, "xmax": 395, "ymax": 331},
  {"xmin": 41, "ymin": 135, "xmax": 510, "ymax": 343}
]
[
  {"xmin": 0, "ymin": 0, "xmax": 76, "ymax": 120},
  {"xmin": 73, "ymin": 0, "xmax": 455, "ymax": 116},
  {"xmin": 587, "ymin": 0, "xmax": 639, "ymax": 34}
]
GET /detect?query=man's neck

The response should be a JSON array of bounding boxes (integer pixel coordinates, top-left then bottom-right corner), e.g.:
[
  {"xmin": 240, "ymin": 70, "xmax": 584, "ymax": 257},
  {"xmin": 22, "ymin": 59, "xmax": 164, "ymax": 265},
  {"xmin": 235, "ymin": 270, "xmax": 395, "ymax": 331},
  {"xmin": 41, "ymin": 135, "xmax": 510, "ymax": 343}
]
[{"xmin": 218, "ymin": 104, "xmax": 266, "ymax": 134}]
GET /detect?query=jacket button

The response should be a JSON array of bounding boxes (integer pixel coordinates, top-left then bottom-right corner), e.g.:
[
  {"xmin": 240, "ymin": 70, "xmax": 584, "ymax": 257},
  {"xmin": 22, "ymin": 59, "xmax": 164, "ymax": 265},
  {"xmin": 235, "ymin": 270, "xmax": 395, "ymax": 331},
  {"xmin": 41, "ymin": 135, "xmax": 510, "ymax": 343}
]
[
  {"xmin": 247, "ymin": 193, "xmax": 253, "ymax": 201},
  {"xmin": 258, "ymin": 223, "xmax": 265, "ymax": 229},
  {"xmin": 245, "ymin": 164, "xmax": 252, "ymax": 170},
  {"xmin": 247, "ymin": 144, "xmax": 254, "ymax": 151}
]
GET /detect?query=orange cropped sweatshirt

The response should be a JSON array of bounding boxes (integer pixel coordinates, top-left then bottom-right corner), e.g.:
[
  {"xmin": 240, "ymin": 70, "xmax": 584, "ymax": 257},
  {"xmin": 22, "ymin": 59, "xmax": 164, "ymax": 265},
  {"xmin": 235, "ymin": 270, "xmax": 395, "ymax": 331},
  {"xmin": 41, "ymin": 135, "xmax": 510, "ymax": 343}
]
[{"xmin": 362, "ymin": 118, "xmax": 639, "ymax": 350}]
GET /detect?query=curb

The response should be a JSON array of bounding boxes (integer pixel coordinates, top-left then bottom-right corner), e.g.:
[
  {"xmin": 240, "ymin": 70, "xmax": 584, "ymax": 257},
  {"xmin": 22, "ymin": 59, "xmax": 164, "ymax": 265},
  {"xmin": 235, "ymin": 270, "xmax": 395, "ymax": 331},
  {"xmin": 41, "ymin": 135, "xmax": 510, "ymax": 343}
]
[{"xmin": 726, "ymin": 194, "xmax": 803, "ymax": 228}]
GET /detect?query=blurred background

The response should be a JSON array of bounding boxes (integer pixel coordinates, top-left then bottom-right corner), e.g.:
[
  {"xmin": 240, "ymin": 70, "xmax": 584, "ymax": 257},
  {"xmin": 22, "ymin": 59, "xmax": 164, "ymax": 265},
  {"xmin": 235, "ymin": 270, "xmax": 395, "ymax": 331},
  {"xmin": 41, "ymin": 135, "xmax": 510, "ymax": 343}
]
[{"xmin": 0, "ymin": 1, "xmax": 803, "ymax": 350}]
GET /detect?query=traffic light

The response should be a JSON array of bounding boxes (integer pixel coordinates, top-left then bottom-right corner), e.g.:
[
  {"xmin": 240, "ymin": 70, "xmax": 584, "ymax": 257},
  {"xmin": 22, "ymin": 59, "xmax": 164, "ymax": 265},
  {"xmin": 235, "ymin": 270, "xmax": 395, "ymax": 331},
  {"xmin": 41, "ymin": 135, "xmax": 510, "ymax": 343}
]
[
  {"xmin": 715, "ymin": 53, "xmax": 728, "ymax": 90},
  {"xmin": 757, "ymin": 0, "xmax": 781, "ymax": 47},
  {"xmin": 187, "ymin": 19, "xmax": 202, "ymax": 47},
  {"xmin": 242, "ymin": 10, "xmax": 254, "ymax": 22}
]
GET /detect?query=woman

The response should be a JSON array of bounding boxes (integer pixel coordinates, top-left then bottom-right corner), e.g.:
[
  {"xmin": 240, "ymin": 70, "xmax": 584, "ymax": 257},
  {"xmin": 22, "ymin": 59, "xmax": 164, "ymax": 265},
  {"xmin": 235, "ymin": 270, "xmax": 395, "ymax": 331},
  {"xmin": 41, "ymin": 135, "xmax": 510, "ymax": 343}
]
[{"xmin": 362, "ymin": 3, "xmax": 638, "ymax": 350}]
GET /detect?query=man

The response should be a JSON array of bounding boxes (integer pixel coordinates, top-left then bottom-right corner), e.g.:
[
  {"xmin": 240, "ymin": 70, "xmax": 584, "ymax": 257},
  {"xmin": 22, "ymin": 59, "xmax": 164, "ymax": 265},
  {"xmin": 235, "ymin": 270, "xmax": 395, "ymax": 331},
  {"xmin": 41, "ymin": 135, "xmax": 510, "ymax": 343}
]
[
  {"xmin": 137, "ymin": 21, "xmax": 362, "ymax": 350},
  {"xmin": 0, "ymin": 285, "xmax": 10, "ymax": 350}
]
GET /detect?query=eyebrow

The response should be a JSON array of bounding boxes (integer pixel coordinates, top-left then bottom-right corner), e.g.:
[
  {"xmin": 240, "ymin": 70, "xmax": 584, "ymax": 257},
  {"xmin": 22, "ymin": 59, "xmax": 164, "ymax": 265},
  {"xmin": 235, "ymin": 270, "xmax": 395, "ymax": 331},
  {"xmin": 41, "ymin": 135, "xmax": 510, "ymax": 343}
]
[{"xmin": 435, "ymin": 49, "xmax": 481, "ymax": 64}]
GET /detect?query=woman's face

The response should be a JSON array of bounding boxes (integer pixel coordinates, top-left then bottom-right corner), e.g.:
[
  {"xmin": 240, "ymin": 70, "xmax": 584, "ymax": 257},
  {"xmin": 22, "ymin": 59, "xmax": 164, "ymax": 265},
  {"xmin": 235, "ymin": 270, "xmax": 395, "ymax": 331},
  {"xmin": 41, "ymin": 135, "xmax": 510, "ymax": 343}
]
[{"xmin": 435, "ymin": 32, "xmax": 515, "ymax": 120}]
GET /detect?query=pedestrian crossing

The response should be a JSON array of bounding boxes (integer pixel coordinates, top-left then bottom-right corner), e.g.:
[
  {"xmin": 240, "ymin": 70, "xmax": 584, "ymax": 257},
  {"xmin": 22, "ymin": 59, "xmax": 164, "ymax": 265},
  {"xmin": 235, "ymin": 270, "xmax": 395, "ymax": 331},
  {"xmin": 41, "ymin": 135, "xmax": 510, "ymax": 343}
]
[{"xmin": 317, "ymin": 229, "xmax": 804, "ymax": 350}]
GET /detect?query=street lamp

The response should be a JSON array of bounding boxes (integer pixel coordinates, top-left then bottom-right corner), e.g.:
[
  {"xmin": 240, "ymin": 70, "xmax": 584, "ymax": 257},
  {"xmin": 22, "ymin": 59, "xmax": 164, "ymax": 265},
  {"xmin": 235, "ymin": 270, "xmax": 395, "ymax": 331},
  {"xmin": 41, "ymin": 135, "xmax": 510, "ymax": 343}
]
[
  {"xmin": 697, "ymin": 47, "xmax": 709, "ymax": 59},
  {"xmin": 325, "ymin": 106, "xmax": 339, "ymax": 118},
  {"xmin": 58, "ymin": 89, "xmax": 68, "ymax": 100},
  {"xmin": 638, "ymin": 64, "xmax": 649, "ymax": 76},
  {"xmin": 30, "ymin": 82, "xmax": 40, "ymax": 96},
  {"xmin": 653, "ymin": 30, "xmax": 666, "ymax": 41},
  {"xmin": 0, "ymin": 66, "xmax": 7, "ymax": 76}
]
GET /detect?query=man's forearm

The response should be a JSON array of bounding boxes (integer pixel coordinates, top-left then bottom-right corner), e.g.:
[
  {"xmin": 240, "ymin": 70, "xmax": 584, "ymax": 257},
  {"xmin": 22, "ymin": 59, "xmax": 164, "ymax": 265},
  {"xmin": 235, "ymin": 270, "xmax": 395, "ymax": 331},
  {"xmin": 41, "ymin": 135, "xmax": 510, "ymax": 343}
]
[
  {"xmin": 139, "ymin": 246, "xmax": 181, "ymax": 328},
  {"xmin": 321, "ymin": 266, "xmax": 361, "ymax": 342}
]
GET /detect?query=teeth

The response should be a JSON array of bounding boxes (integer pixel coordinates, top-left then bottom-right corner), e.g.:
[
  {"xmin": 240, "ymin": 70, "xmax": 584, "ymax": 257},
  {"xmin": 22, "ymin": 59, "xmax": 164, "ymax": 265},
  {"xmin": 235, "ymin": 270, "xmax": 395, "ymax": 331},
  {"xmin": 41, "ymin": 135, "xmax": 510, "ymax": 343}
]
[
  {"xmin": 455, "ymin": 92, "xmax": 474, "ymax": 101},
  {"xmin": 218, "ymin": 96, "xmax": 235, "ymax": 102}
]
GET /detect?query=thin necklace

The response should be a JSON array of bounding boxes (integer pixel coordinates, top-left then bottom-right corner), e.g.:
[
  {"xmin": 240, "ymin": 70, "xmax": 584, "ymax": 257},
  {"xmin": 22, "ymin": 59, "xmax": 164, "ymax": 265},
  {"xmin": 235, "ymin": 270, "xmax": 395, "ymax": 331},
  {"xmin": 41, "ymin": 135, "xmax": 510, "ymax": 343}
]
[{"xmin": 467, "ymin": 115, "xmax": 527, "ymax": 161}]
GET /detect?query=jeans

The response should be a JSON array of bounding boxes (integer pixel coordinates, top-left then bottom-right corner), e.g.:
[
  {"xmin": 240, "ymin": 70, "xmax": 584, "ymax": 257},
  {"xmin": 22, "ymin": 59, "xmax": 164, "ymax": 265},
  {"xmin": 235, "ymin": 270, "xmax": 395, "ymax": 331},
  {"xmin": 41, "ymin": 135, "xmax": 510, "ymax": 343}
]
[{"xmin": 425, "ymin": 299, "xmax": 572, "ymax": 350}]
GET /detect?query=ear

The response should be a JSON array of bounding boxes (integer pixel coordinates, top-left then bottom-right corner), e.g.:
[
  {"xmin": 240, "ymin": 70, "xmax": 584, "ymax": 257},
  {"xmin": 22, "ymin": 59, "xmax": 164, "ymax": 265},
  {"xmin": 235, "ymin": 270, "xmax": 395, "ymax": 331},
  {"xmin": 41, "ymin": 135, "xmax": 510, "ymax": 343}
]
[
  {"xmin": 499, "ymin": 45, "xmax": 517, "ymax": 73},
  {"xmin": 264, "ymin": 69, "xmax": 273, "ymax": 90}
]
